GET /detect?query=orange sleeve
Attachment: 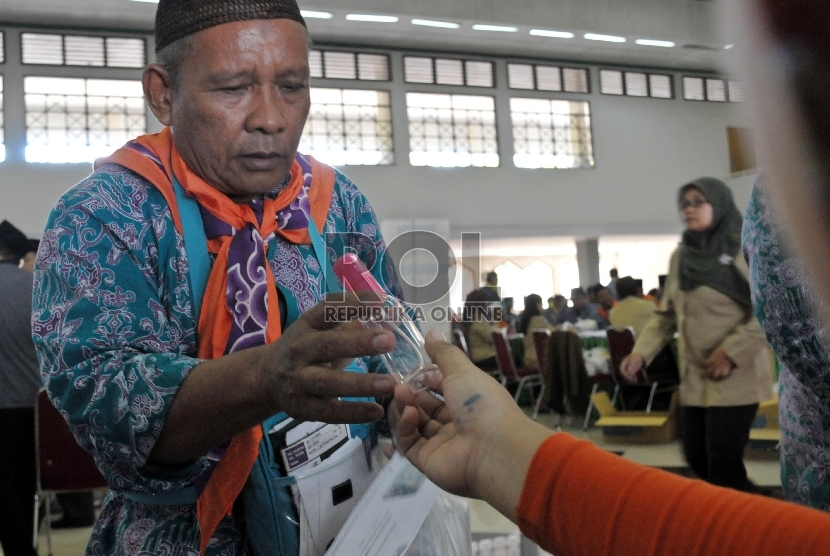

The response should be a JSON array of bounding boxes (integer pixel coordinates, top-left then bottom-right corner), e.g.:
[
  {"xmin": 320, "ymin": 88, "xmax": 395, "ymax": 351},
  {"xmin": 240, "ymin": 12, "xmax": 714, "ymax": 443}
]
[{"xmin": 517, "ymin": 433, "xmax": 829, "ymax": 556}]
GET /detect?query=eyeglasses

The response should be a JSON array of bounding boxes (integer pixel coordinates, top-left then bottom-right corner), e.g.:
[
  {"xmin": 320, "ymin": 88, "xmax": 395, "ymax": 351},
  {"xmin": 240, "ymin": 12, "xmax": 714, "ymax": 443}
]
[{"xmin": 679, "ymin": 199, "xmax": 709, "ymax": 210}]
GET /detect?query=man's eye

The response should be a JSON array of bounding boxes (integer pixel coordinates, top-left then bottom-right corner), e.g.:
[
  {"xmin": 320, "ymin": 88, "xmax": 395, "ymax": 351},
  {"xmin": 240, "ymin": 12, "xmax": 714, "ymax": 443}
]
[{"xmin": 223, "ymin": 85, "xmax": 249, "ymax": 93}]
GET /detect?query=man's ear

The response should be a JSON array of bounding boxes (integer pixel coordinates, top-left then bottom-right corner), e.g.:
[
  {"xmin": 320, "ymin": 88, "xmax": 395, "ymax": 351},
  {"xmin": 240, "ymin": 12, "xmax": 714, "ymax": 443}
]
[{"xmin": 143, "ymin": 64, "xmax": 173, "ymax": 126}]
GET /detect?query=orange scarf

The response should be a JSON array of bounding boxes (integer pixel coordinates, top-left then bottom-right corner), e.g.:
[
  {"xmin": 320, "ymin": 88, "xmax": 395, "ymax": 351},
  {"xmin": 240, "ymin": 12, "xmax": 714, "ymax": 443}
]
[{"xmin": 99, "ymin": 128, "xmax": 335, "ymax": 554}]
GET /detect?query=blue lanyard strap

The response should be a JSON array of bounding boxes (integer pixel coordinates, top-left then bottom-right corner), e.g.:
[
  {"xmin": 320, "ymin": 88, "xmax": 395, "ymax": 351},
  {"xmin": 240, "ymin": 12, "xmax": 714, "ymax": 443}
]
[
  {"xmin": 172, "ymin": 176, "xmax": 212, "ymax": 321},
  {"xmin": 307, "ymin": 216, "xmax": 341, "ymax": 295}
]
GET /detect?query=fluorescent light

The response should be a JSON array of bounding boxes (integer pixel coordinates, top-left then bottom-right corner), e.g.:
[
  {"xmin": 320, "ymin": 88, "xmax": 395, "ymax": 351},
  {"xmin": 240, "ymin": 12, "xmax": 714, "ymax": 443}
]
[
  {"xmin": 724, "ymin": 44, "xmax": 735, "ymax": 49},
  {"xmin": 411, "ymin": 19, "xmax": 460, "ymax": 29},
  {"xmin": 129, "ymin": 0, "xmax": 159, "ymax": 3},
  {"xmin": 635, "ymin": 39, "xmax": 675, "ymax": 47},
  {"xmin": 346, "ymin": 14, "xmax": 399, "ymax": 23},
  {"xmin": 584, "ymin": 33, "xmax": 626, "ymax": 43},
  {"xmin": 301, "ymin": 10, "xmax": 333, "ymax": 19},
  {"xmin": 530, "ymin": 29, "xmax": 575, "ymax": 39},
  {"xmin": 472, "ymin": 24, "xmax": 518, "ymax": 32}
]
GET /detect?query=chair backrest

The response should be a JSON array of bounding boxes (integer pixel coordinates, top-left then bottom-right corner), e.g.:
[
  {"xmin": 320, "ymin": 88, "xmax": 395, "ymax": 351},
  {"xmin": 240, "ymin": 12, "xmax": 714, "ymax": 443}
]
[
  {"xmin": 531, "ymin": 329, "xmax": 551, "ymax": 372},
  {"xmin": 452, "ymin": 328, "xmax": 470, "ymax": 359},
  {"xmin": 606, "ymin": 327, "xmax": 644, "ymax": 384},
  {"xmin": 491, "ymin": 330, "xmax": 518, "ymax": 380},
  {"xmin": 36, "ymin": 389, "xmax": 108, "ymax": 493}
]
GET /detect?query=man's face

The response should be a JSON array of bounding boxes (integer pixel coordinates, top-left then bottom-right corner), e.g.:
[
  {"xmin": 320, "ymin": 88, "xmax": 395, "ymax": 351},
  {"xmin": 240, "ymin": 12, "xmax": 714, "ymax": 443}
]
[
  {"xmin": 167, "ymin": 19, "xmax": 310, "ymax": 202},
  {"xmin": 597, "ymin": 289, "xmax": 614, "ymax": 310},
  {"xmin": 21, "ymin": 251, "xmax": 36, "ymax": 273}
]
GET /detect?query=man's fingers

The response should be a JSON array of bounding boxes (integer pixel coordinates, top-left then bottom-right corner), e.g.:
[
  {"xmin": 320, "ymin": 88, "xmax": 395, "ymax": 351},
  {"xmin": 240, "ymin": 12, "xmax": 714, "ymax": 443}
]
[
  {"xmin": 290, "ymin": 397, "xmax": 387, "ymax": 424},
  {"xmin": 291, "ymin": 327, "xmax": 395, "ymax": 366},
  {"xmin": 302, "ymin": 292, "xmax": 385, "ymax": 331},
  {"xmin": 297, "ymin": 366, "xmax": 397, "ymax": 399}
]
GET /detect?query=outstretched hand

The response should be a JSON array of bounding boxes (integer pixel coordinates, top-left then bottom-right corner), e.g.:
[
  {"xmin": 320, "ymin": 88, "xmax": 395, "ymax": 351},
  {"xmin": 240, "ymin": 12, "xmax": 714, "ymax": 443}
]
[{"xmin": 392, "ymin": 330, "xmax": 552, "ymax": 521}]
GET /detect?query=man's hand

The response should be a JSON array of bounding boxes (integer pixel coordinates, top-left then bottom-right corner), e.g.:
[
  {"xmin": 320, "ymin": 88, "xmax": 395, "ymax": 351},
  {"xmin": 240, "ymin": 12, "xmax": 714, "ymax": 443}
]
[
  {"xmin": 261, "ymin": 293, "xmax": 399, "ymax": 424},
  {"xmin": 151, "ymin": 293, "xmax": 398, "ymax": 464},
  {"xmin": 705, "ymin": 348, "xmax": 734, "ymax": 381},
  {"xmin": 391, "ymin": 331, "xmax": 551, "ymax": 522},
  {"xmin": 619, "ymin": 354, "xmax": 646, "ymax": 382}
]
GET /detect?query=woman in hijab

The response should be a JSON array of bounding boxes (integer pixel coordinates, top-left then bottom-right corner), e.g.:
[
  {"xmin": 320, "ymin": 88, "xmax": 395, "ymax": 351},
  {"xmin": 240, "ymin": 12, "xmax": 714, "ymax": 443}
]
[{"xmin": 619, "ymin": 178, "xmax": 773, "ymax": 492}]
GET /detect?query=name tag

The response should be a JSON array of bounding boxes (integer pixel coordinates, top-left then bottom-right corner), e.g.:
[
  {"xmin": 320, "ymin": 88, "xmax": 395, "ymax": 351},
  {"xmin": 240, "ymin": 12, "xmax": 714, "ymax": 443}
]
[{"xmin": 270, "ymin": 420, "xmax": 349, "ymax": 474}]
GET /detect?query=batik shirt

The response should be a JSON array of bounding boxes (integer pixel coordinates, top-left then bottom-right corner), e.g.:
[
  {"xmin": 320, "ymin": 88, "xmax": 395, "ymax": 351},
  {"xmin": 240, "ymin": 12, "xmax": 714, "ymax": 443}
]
[
  {"xmin": 742, "ymin": 180, "xmax": 830, "ymax": 511},
  {"xmin": 32, "ymin": 161, "xmax": 402, "ymax": 555}
]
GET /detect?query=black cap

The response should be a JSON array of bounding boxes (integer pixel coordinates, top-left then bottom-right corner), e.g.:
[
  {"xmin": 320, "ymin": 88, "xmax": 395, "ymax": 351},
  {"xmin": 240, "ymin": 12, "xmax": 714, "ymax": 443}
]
[
  {"xmin": 155, "ymin": 0, "xmax": 307, "ymax": 53},
  {"xmin": 0, "ymin": 220, "xmax": 30, "ymax": 260}
]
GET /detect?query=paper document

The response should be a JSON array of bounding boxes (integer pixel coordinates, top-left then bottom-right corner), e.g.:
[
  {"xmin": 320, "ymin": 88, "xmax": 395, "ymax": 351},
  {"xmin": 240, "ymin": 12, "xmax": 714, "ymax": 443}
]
[{"xmin": 325, "ymin": 452, "xmax": 440, "ymax": 556}]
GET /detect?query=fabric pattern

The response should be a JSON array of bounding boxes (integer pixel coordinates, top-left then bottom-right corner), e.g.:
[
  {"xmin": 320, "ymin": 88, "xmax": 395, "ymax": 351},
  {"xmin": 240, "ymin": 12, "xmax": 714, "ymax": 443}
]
[
  {"xmin": 32, "ymin": 162, "xmax": 401, "ymax": 555},
  {"xmin": 742, "ymin": 181, "xmax": 830, "ymax": 510}
]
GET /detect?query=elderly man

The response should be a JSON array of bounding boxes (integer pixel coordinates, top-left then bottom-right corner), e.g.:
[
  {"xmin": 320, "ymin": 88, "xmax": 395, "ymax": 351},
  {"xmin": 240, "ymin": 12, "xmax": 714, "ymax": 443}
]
[{"xmin": 32, "ymin": 1, "xmax": 403, "ymax": 555}]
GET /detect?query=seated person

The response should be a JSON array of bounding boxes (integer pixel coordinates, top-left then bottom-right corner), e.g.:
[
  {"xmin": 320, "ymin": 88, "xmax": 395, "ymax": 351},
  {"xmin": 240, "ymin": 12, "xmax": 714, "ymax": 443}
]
[
  {"xmin": 558, "ymin": 288, "xmax": 608, "ymax": 329},
  {"xmin": 501, "ymin": 297, "xmax": 518, "ymax": 335},
  {"xmin": 517, "ymin": 294, "xmax": 556, "ymax": 371},
  {"xmin": 595, "ymin": 286, "xmax": 617, "ymax": 324},
  {"xmin": 464, "ymin": 290, "xmax": 501, "ymax": 369},
  {"xmin": 543, "ymin": 295, "xmax": 566, "ymax": 326},
  {"xmin": 608, "ymin": 276, "xmax": 656, "ymax": 336}
]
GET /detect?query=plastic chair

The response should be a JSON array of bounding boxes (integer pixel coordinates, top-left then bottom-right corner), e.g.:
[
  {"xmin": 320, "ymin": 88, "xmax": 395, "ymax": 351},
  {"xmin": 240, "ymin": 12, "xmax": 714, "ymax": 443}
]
[
  {"xmin": 491, "ymin": 331, "xmax": 545, "ymax": 420},
  {"xmin": 606, "ymin": 327, "xmax": 676, "ymax": 413},
  {"xmin": 531, "ymin": 329, "xmax": 551, "ymax": 373},
  {"xmin": 33, "ymin": 389, "xmax": 108, "ymax": 555}
]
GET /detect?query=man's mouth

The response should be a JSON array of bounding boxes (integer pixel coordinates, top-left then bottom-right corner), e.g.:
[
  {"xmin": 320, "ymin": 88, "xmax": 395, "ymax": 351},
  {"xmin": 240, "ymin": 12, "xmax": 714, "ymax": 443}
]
[{"xmin": 238, "ymin": 152, "xmax": 283, "ymax": 171}]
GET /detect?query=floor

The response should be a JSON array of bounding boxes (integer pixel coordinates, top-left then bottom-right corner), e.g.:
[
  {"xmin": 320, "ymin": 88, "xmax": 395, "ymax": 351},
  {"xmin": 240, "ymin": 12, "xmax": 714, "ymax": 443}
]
[{"xmin": 7, "ymin": 410, "xmax": 782, "ymax": 556}]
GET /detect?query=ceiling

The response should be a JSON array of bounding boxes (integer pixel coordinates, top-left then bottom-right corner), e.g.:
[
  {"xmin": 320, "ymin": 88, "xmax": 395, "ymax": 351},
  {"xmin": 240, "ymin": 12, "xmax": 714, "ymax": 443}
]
[{"xmin": 0, "ymin": 0, "xmax": 736, "ymax": 72}]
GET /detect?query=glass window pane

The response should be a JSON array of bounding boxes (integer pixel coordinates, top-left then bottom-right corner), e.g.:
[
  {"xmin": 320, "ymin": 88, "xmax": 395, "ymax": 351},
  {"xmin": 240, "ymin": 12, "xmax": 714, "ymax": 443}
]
[
  {"xmin": 24, "ymin": 77, "xmax": 146, "ymax": 163},
  {"xmin": 404, "ymin": 57, "xmax": 434, "ymax": 84},
  {"xmin": 64, "ymin": 35, "xmax": 105, "ymax": 67},
  {"xmin": 323, "ymin": 51, "xmax": 357, "ymax": 80},
  {"xmin": 649, "ymin": 74, "xmax": 673, "ymax": 98},
  {"xmin": 465, "ymin": 61, "xmax": 494, "ymax": 87},
  {"xmin": 309, "ymin": 50, "xmax": 323, "ymax": 78},
  {"xmin": 683, "ymin": 77, "xmax": 705, "ymax": 100},
  {"xmin": 300, "ymin": 87, "xmax": 393, "ymax": 166},
  {"xmin": 728, "ymin": 80, "xmax": 745, "ymax": 102},
  {"xmin": 511, "ymin": 96, "xmax": 594, "ymax": 169},
  {"xmin": 625, "ymin": 72, "xmax": 648, "ymax": 97},
  {"xmin": 562, "ymin": 68, "xmax": 589, "ymax": 93},
  {"xmin": 706, "ymin": 79, "xmax": 727, "ymax": 102},
  {"xmin": 105, "ymin": 37, "xmax": 146, "ymax": 68},
  {"xmin": 22, "ymin": 33, "xmax": 64, "ymax": 65},
  {"xmin": 357, "ymin": 53, "xmax": 389, "ymax": 81},
  {"xmin": 435, "ymin": 59, "xmax": 464, "ymax": 86},
  {"xmin": 508, "ymin": 64, "xmax": 535, "ymax": 90},
  {"xmin": 536, "ymin": 66, "xmax": 562, "ymax": 92},
  {"xmin": 599, "ymin": 70, "xmax": 623, "ymax": 95}
]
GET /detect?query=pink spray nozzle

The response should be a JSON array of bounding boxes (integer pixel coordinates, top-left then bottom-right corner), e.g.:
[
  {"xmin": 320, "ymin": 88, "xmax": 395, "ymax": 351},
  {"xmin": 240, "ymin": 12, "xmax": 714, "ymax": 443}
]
[{"xmin": 333, "ymin": 253, "xmax": 387, "ymax": 297}]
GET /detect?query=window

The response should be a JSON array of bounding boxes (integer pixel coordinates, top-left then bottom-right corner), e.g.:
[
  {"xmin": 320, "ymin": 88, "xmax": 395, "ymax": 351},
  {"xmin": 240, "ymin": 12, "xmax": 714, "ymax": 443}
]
[
  {"xmin": 24, "ymin": 77, "xmax": 146, "ymax": 163},
  {"xmin": 0, "ymin": 77, "xmax": 4, "ymax": 162},
  {"xmin": 0, "ymin": 31, "xmax": 4, "ymax": 63},
  {"xmin": 406, "ymin": 92, "xmax": 499, "ymax": 167},
  {"xmin": 403, "ymin": 56, "xmax": 494, "ymax": 88},
  {"xmin": 299, "ymin": 88, "xmax": 393, "ymax": 166},
  {"xmin": 309, "ymin": 50, "xmax": 390, "ymax": 81},
  {"xmin": 507, "ymin": 63, "xmax": 589, "ymax": 93},
  {"xmin": 683, "ymin": 76, "xmax": 741, "ymax": 102},
  {"xmin": 511, "ymin": 98, "xmax": 594, "ymax": 169},
  {"xmin": 600, "ymin": 69, "xmax": 674, "ymax": 98},
  {"xmin": 21, "ymin": 33, "xmax": 145, "ymax": 68}
]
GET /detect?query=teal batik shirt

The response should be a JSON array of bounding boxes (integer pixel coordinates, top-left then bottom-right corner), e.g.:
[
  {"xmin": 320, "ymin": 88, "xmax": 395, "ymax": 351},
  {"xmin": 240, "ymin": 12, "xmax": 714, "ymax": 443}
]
[
  {"xmin": 31, "ymin": 162, "xmax": 402, "ymax": 555},
  {"xmin": 743, "ymin": 179, "xmax": 830, "ymax": 511}
]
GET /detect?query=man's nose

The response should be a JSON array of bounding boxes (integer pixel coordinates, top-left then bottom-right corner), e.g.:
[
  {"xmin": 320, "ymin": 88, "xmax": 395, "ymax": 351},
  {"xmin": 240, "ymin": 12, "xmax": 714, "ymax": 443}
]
[{"xmin": 246, "ymin": 86, "xmax": 286, "ymax": 134}]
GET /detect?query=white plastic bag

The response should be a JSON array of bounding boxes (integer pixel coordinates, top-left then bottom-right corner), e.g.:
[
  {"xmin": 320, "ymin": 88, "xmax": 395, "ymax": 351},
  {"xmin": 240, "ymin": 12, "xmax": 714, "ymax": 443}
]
[{"xmin": 405, "ymin": 492, "xmax": 471, "ymax": 556}]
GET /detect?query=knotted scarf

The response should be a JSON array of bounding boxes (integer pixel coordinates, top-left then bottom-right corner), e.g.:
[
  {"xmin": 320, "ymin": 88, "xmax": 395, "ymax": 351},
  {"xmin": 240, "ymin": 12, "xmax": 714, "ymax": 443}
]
[{"xmin": 98, "ymin": 127, "xmax": 335, "ymax": 554}]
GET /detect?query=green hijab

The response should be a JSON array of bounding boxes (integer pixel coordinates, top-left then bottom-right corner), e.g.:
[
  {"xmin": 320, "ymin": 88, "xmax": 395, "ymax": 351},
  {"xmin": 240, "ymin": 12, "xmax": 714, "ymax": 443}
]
[{"xmin": 678, "ymin": 177, "xmax": 752, "ymax": 307}]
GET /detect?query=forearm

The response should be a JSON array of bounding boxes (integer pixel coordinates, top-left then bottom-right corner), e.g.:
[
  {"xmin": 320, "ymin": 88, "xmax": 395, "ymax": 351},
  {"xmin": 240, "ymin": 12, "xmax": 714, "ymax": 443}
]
[
  {"xmin": 475, "ymin": 418, "xmax": 553, "ymax": 522},
  {"xmin": 150, "ymin": 344, "xmax": 273, "ymax": 464}
]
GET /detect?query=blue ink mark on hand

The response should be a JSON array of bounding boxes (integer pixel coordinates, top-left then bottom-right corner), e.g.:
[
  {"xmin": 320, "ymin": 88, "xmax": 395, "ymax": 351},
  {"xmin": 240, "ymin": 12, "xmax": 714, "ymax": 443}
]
[{"xmin": 463, "ymin": 393, "xmax": 482, "ymax": 413}]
